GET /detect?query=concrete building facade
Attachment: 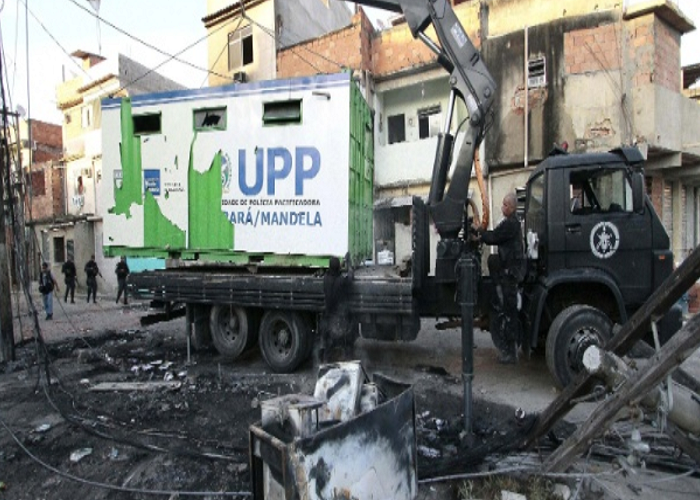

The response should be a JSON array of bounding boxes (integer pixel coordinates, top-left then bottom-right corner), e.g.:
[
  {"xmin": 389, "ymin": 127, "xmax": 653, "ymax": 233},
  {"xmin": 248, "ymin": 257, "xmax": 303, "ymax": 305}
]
[
  {"xmin": 54, "ymin": 51, "xmax": 185, "ymax": 295},
  {"xmin": 203, "ymin": 0, "xmax": 352, "ymax": 86},
  {"xmin": 259, "ymin": 0, "xmax": 700, "ymax": 268},
  {"xmin": 4, "ymin": 117, "xmax": 63, "ymax": 285}
]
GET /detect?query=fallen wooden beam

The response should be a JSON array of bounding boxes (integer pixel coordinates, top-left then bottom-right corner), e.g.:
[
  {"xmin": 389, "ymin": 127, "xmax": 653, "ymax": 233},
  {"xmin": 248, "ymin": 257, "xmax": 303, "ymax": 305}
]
[
  {"xmin": 542, "ymin": 311, "xmax": 700, "ymax": 472},
  {"xmin": 584, "ymin": 345, "xmax": 700, "ymax": 435},
  {"xmin": 522, "ymin": 244, "xmax": 700, "ymax": 450},
  {"xmin": 667, "ymin": 422, "xmax": 700, "ymax": 467},
  {"xmin": 89, "ymin": 381, "xmax": 182, "ymax": 392}
]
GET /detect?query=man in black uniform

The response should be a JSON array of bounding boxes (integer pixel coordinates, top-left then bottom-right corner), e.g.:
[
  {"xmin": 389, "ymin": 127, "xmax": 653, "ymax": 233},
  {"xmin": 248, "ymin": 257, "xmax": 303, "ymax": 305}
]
[
  {"xmin": 84, "ymin": 255, "xmax": 102, "ymax": 303},
  {"xmin": 115, "ymin": 256, "xmax": 130, "ymax": 305},
  {"xmin": 473, "ymin": 193, "xmax": 525, "ymax": 364},
  {"xmin": 61, "ymin": 256, "xmax": 77, "ymax": 303}
]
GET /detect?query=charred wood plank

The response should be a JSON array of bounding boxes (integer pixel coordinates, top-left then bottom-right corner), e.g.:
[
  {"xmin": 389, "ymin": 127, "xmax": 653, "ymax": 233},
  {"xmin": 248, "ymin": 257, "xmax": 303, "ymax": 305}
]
[
  {"xmin": 666, "ymin": 422, "xmax": 700, "ymax": 467},
  {"xmin": 522, "ymin": 244, "xmax": 700, "ymax": 450},
  {"xmin": 542, "ymin": 312, "xmax": 700, "ymax": 472}
]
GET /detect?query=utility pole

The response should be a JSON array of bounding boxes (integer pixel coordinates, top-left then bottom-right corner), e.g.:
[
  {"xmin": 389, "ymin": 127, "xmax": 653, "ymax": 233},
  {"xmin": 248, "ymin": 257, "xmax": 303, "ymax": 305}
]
[{"xmin": 0, "ymin": 107, "xmax": 16, "ymax": 362}]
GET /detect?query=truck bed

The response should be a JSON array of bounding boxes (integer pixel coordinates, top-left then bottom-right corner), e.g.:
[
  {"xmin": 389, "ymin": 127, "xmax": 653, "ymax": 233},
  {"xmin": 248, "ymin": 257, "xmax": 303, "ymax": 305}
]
[{"xmin": 129, "ymin": 265, "xmax": 414, "ymax": 315}]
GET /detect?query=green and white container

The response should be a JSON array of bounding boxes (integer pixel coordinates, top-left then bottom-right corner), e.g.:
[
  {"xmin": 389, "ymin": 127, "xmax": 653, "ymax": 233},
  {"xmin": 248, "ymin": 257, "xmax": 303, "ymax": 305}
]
[{"xmin": 101, "ymin": 72, "xmax": 373, "ymax": 266}]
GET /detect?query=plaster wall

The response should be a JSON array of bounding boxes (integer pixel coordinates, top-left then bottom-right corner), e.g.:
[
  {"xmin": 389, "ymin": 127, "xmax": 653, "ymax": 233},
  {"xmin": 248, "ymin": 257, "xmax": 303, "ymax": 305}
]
[
  {"xmin": 276, "ymin": 0, "xmax": 352, "ymax": 46},
  {"xmin": 484, "ymin": 0, "xmax": 620, "ymax": 36},
  {"xmin": 207, "ymin": 2, "xmax": 276, "ymax": 86}
]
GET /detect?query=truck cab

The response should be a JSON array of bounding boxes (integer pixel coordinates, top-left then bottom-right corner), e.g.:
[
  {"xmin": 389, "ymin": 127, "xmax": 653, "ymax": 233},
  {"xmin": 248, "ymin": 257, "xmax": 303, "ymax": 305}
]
[{"xmin": 521, "ymin": 147, "xmax": 678, "ymax": 386}]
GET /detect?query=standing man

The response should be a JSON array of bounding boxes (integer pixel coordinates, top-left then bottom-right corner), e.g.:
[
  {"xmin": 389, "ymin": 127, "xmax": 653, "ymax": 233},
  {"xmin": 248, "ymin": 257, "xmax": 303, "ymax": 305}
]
[
  {"xmin": 115, "ymin": 256, "xmax": 130, "ymax": 305},
  {"xmin": 84, "ymin": 255, "xmax": 102, "ymax": 303},
  {"xmin": 61, "ymin": 257, "xmax": 77, "ymax": 304},
  {"xmin": 473, "ymin": 193, "xmax": 525, "ymax": 364},
  {"xmin": 39, "ymin": 262, "xmax": 59, "ymax": 320}
]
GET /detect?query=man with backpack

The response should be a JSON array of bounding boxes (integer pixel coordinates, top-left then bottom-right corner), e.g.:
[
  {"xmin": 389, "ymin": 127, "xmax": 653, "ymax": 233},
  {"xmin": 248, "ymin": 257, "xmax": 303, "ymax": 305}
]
[{"xmin": 39, "ymin": 262, "xmax": 59, "ymax": 320}]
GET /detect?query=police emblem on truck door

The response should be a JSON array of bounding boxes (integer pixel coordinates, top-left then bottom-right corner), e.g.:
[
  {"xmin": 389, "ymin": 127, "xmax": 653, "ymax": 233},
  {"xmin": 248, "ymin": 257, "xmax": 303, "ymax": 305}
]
[{"xmin": 590, "ymin": 221, "xmax": 620, "ymax": 259}]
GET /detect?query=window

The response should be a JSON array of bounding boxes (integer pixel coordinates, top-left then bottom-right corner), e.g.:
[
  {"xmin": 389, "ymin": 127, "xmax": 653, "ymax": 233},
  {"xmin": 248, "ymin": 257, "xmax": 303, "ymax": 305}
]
[
  {"xmin": 29, "ymin": 170, "xmax": 46, "ymax": 196},
  {"xmin": 66, "ymin": 240, "xmax": 74, "ymax": 262},
  {"xmin": 64, "ymin": 113, "xmax": 72, "ymax": 125},
  {"xmin": 387, "ymin": 114, "xmax": 405, "ymax": 144},
  {"xmin": 82, "ymin": 105, "xmax": 93, "ymax": 129},
  {"xmin": 569, "ymin": 168, "xmax": 633, "ymax": 214},
  {"xmin": 53, "ymin": 237, "xmax": 65, "ymax": 263},
  {"xmin": 418, "ymin": 105, "xmax": 442, "ymax": 139},
  {"xmin": 527, "ymin": 56, "xmax": 546, "ymax": 88},
  {"xmin": 263, "ymin": 100, "xmax": 302, "ymax": 125},
  {"xmin": 194, "ymin": 107, "xmax": 227, "ymax": 131},
  {"xmin": 133, "ymin": 113, "xmax": 162, "ymax": 135},
  {"xmin": 228, "ymin": 25, "xmax": 253, "ymax": 71}
]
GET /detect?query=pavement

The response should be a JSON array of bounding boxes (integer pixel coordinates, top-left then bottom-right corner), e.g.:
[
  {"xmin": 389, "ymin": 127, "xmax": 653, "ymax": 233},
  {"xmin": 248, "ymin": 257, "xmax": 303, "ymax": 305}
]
[
  {"xmin": 11, "ymin": 289, "xmax": 147, "ymax": 345},
  {"xmin": 7, "ymin": 289, "xmax": 700, "ymax": 499}
]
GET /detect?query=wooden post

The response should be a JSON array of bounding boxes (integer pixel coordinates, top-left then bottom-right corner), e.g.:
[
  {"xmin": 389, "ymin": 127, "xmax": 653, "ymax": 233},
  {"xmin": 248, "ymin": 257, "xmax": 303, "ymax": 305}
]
[
  {"xmin": 522, "ymin": 244, "xmax": 700, "ymax": 450},
  {"xmin": 542, "ymin": 312, "xmax": 700, "ymax": 472}
]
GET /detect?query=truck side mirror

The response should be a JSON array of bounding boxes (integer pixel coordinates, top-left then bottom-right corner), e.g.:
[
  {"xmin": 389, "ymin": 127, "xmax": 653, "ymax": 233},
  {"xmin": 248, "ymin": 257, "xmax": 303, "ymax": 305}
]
[{"xmin": 631, "ymin": 172, "xmax": 644, "ymax": 213}]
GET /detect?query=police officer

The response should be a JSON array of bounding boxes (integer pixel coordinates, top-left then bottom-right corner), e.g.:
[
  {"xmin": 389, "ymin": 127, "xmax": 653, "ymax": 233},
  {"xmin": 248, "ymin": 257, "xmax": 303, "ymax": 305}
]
[
  {"xmin": 61, "ymin": 257, "xmax": 77, "ymax": 303},
  {"xmin": 84, "ymin": 255, "xmax": 102, "ymax": 303},
  {"xmin": 473, "ymin": 193, "xmax": 525, "ymax": 364}
]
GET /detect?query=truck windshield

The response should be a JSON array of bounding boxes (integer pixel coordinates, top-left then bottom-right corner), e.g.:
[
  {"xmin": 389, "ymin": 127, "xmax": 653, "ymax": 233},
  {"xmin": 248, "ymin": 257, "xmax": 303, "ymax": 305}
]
[{"xmin": 569, "ymin": 167, "xmax": 632, "ymax": 214}]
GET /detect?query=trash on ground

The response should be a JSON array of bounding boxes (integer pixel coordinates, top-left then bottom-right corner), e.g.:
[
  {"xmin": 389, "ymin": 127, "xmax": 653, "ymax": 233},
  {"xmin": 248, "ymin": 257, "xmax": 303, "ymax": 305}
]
[
  {"xmin": 70, "ymin": 448, "xmax": 93, "ymax": 463},
  {"xmin": 250, "ymin": 360, "xmax": 417, "ymax": 499}
]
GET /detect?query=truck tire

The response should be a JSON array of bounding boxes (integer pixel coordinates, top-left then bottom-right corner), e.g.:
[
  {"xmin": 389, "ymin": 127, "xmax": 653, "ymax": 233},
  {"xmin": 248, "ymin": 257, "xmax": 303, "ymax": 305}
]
[
  {"xmin": 209, "ymin": 305, "xmax": 257, "ymax": 359},
  {"xmin": 546, "ymin": 305, "xmax": 612, "ymax": 388},
  {"xmin": 259, "ymin": 311, "xmax": 310, "ymax": 373}
]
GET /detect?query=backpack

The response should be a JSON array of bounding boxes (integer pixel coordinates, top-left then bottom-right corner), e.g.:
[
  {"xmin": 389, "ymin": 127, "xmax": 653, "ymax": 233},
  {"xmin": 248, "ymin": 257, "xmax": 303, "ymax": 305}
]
[{"xmin": 39, "ymin": 272, "xmax": 54, "ymax": 294}]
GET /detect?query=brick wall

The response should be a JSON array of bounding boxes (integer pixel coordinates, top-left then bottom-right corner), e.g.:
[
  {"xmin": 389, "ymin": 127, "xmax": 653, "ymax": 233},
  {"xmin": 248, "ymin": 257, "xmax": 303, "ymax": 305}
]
[
  {"xmin": 653, "ymin": 17, "xmax": 681, "ymax": 92},
  {"xmin": 648, "ymin": 175, "xmax": 664, "ymax": 219},
  {"xmin": 27, "ymin": 162, "xmax": 64, "ymax": 221},
  {"xmin": 627, "ymin": 15, "xmax": 655, "ymax": 88},
  {"xmin": 30, "ymin": 120, "xmax": 63, "ymax": 163},
  {"xmin": 277, "ymin": 2, "xmax": 481, "ymax": 80},
  {"xmin": 564, "ymin": 23, "xmax": 621, "ymax": 75},
  {"xmin": 277, "ymin": 11, "xmax": 373, "ymax": 78},
  {"xmin": 625, "ymin": 14, "xmax": 680, "ymax": 91}
]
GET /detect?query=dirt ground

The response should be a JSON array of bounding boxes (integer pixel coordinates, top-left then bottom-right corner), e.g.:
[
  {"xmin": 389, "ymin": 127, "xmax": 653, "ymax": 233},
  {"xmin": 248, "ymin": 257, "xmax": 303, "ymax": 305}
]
[{"xmin": 1, "ymin": 290, "xmax": 700, "ymax": 499}]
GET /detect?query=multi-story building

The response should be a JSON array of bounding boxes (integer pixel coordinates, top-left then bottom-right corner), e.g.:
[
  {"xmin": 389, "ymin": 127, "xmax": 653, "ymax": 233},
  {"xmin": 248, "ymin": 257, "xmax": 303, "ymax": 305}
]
[
  {"xmin": 266, "ymin": 0, "xmax": 700, "ymax": 268},
  {"xmin": 203, "ymin": 0, "xmax": 352, "ymax": 85},
  {"xmin": 54, "ymin": 50, "xmax": 185, "ymax": 294},
  {"xmin": 3, "ymin": 116, "xmax": 63, "ymax": 280}
]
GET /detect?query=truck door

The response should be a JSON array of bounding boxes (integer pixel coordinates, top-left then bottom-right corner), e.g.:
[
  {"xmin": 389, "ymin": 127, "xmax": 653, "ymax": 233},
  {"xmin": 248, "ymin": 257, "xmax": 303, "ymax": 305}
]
[{"xmin": 564, "ymin": 166, "xmax": 651, "ymax": 305}]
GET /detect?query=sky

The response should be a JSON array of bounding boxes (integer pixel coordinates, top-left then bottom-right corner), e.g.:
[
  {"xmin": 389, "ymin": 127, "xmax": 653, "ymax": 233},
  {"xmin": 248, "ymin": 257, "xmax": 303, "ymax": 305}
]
[{"xmin": 1, "ymin": 0, "xmax": 699, "ymax": 125}]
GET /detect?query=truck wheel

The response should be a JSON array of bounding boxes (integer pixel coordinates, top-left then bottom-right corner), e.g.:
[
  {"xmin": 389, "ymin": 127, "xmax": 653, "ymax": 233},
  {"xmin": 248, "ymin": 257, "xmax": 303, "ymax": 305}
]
[
  {"xmin": 546, "ymin": 305, "xmax": 612, "ymax": 388},
  {"xmin": 209, "ymin": 305, "xmax": 256, "ymax": 358},
  {"xmin": 259, "ymin": 311, "xmax": 310, "ymax": 373}
]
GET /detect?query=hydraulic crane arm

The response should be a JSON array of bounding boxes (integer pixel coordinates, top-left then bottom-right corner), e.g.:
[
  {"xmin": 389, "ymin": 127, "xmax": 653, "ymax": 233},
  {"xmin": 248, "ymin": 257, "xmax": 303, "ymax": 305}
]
[{"xmin": 349, "ymin": 0, "xmax": 496, "ymax": 238}]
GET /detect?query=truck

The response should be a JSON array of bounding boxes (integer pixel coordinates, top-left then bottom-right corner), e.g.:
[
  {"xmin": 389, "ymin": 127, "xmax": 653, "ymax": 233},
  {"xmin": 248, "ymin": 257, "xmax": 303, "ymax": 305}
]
[{"xmin": 101, "ymin": 0, "xmax": 680, "ymax": 392}]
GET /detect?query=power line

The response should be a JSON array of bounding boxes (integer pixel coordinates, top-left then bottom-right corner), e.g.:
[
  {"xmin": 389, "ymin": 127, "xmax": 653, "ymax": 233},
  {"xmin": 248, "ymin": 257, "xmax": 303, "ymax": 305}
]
[
  {"xmin": 64, "ymin": 0, "xmax": 236, "ymax": 89},
  {"xmin": 0, "ymin": 415, "xmax": 252, "ymax": 497}
]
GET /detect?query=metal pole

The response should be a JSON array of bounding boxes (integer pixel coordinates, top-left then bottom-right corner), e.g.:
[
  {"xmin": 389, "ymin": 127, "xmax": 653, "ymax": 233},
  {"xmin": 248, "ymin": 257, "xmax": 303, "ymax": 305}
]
[{"xmin": 457, "ymin": 254, "xmax": 476, "ymax": 434}]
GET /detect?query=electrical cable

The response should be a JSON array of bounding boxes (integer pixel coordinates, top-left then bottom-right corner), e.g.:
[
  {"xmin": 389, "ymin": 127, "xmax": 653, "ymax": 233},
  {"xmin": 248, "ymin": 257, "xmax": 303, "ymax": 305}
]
[
  {"xmin": 1, "ymin": 33, "xmax": 247, "ymax": 466},
  {"xmin": 242, "ymin": 13, "xmax": 341, "ymax": 74},
  {"xmin": 16, "ymin": 0, "xmax": 116, "ymax": 104},
  {"xmin": 64, "ymin": 0, "xmax": 236, "ymax": 90},
  {"xmin": 0, "ymin": 414, "xmax": 252, "ymax": 497}
]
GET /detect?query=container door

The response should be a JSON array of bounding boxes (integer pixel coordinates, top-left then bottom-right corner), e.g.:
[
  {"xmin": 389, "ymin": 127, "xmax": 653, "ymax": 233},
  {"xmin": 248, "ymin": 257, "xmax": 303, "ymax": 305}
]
[{"xmin": 564, "ymin": 166, "xmax": 651, "ymax": 305}]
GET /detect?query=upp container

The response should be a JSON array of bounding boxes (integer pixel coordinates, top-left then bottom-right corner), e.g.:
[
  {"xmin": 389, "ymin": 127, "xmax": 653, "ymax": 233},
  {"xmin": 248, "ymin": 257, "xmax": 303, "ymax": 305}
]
[{"xmin": 101, "ymin": 72, "xmax": 373, "ymax": 267}]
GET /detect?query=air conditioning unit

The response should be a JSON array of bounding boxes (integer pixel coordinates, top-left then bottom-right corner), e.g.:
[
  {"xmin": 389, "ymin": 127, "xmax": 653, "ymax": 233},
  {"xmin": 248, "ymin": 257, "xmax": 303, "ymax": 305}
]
[{"xmin": 233, "ymin": 71, "xmax": 247, "ymax": 83}]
